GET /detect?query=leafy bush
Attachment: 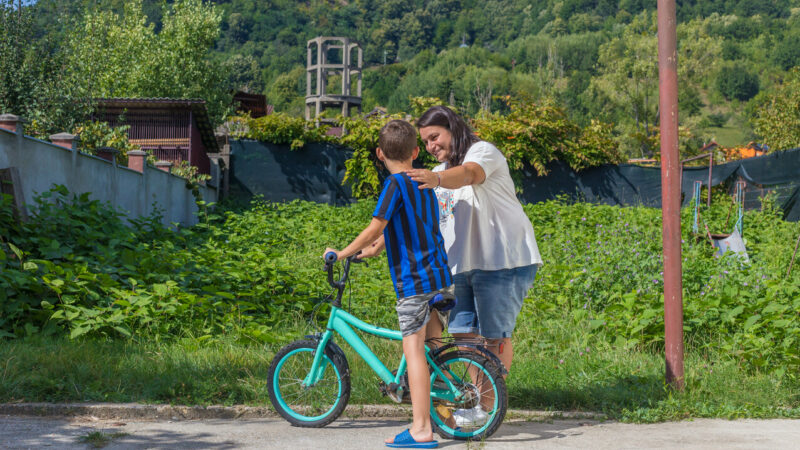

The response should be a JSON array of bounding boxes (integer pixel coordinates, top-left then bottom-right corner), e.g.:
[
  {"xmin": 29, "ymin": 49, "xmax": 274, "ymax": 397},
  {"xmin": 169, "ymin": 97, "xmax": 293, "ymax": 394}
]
[
  {"xmin": 772, "ymin": 32, "xmax": 800, "ymax": 71},
  {"xmin": 4, "ymin": 185, "xmax": 797, "ymax": 379},
  {"xmin": 528, "ymin": 195, "xmax": 800, "ymax": 379},
  {"xmin": 73, "ymin": 121, "xmax": 140, "ymax": 165},
  {"xmin": 170, "ymin": 160, "xmax": 211, "ymax": 185},
  {"xmin": 752, "ymin": 68, "xmax": 800, "ymax": 151},
  {"xmin": 232, "ymin": 96, "xmax": 622, "ymax": 198},
  {"xmin": 0, "ymin": 186, "xmax": 307, "ymax": 341},
  {"xmin": 472, "ymin": 97, "xmax": 623, "ymax": 180},
  {"xmin": 231, "ymin": 112, "xmax": 331, "ymax": 150},
  {"xmin": 337, "ymin": 110, "xmax": 440, "ymax": 198}
]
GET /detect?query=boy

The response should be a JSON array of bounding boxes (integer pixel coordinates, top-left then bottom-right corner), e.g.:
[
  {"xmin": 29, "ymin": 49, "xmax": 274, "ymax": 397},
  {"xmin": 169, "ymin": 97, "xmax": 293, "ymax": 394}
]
[{"xmin": 324, "ymin": 119, "xmax": 452, "ymax": 449}]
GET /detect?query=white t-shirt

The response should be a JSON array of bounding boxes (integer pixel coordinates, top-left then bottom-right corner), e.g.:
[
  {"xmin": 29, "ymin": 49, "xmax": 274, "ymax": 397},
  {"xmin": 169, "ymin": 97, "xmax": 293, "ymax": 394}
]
[{"xmin": 434, "ymin": 141, "xmax": 543, "ymax": 274}]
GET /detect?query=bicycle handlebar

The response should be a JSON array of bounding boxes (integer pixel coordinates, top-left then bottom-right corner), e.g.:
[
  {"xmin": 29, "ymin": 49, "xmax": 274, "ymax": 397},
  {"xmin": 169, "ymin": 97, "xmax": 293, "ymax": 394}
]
[
  {"xmin": 324, "ymin": 252, "xmax": 338, "ymax": 264},
  {"xmin": 323, "ymin": 251, "xmax": 365, "ymax": 292}
]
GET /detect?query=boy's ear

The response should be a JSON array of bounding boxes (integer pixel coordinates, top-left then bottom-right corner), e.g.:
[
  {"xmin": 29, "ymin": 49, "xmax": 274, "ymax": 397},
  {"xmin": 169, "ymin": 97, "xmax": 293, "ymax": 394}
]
[
  {"xmin": 376, "ymin": 147, "xmax": 385, "ymax": 161},
  {"xmin": 411, "ymin": 146, "xmax": 419, "ymax": 160}
]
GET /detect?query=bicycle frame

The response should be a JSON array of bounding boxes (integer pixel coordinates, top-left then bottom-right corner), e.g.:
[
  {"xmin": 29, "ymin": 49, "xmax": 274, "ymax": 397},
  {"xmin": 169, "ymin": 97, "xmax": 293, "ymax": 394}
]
[{"xmin": 303, "ymin": 304, "xmax": 465, "ymax": 404}]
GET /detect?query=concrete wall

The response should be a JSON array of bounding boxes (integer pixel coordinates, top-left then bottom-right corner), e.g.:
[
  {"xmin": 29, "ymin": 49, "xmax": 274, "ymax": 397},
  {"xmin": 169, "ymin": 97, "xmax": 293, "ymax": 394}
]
[{"xmin": 0, "ymin": 127, "xmax": 216, "ymax": 226}]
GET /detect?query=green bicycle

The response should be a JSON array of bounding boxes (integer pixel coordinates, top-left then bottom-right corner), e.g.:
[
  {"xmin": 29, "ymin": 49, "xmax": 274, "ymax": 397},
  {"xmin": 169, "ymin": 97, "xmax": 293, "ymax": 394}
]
[{"xmin": 267, "ymin": 253, "xmax": 508, "ymax": 441}]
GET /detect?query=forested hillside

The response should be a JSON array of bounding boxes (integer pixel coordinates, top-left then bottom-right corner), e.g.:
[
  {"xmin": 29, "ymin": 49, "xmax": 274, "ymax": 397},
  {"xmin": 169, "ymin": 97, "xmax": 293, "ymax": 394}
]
[{"xmin": 14, "ymin": 0, "xmax": 800, "ymax": 157}]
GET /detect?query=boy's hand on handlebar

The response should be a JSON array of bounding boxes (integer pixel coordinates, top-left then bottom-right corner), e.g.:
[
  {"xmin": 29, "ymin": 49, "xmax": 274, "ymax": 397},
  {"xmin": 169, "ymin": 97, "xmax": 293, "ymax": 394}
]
[{"xmin": 323, "ymin": 248, "xmax": 340, "ymax": 262}]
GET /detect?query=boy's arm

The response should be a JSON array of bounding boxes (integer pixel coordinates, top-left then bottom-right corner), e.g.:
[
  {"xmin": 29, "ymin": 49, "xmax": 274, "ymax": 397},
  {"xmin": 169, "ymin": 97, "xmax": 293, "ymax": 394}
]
[
  {"xmin": 357, "ymin": 235, "xmax": 385, "ymax": 259},
  {"xmin": 324, "ymin": 217, "xmax": 388, "ymax": 260}
]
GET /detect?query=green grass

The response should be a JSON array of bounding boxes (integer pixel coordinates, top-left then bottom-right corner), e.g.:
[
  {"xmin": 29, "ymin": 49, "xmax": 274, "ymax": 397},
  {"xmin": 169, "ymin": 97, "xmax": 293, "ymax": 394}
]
[
  {"xmin": 77, "ymin": 431, "xmax": 128, "ymax": 448},
  {"xmin": 2, "ymin": 193, "xmax": 799, "ymax": 423},
  {"xmin": 2, "ymin": 319, "xmax": 797, "ymax": 423},
  {"xmin": 706, "ymin": 125, "xmax": 748, "ymax": 148}
]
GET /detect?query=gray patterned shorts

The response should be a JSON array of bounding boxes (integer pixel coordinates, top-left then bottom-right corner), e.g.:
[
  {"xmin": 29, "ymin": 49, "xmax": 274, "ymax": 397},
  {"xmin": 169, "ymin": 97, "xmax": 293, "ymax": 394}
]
[{"xmin": 396, "ymin": 285, "xmax": 454, "ymax": 337}]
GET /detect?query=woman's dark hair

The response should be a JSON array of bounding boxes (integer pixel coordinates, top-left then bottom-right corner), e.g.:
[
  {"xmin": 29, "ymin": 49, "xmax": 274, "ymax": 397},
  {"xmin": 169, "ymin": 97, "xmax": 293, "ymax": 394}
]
[{"xmin": 416, "ymin": 105, "xmax": 480, "ymax": 167}]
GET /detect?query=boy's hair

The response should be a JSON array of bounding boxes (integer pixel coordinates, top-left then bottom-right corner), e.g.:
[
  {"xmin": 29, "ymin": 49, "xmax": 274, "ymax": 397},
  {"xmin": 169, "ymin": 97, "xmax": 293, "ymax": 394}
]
[{"xmin": 378, "ymin": 120, "xmax": 418, "ymax": 161}]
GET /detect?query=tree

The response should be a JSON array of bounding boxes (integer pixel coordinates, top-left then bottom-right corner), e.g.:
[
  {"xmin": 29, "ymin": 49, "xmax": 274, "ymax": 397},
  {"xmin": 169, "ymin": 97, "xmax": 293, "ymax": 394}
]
[
  {"xmin": 266, "ymin": 66, "xmax": 305, "ymax": 115},
  {"xmin": 225, "ymin": 54, "xmax": 264, "ymax": 94},
  {"xmin": 591, "ymin": 12, "xmax": 721, "ymax": 157},
  {"xmin": 716, "ymin": 64, "xmax": 759, "ymax": 101},
  {"xmin": 0, "ymin": 0, "xmax": 91, "ymax": 137},
  {"xmin": 591, "ymin": 12, "xmax": 659, "ymax": 157},
  {"xmin": 772, "ymin": 31, "xmax": 800, "ymax": 71},
  {"xmin": 65, "ymin": 0, "xmax": 231, "ymax": 125},
  {"xmin": 752, "ymin": 68, "xmax": 800, "ymax": 151}
]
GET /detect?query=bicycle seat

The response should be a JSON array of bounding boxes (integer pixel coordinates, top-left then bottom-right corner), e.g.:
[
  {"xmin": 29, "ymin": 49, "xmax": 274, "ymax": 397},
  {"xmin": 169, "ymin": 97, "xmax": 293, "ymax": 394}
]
[{"xmin": 429, "ymin": 293, "xmax": 457, "ymax": 312}]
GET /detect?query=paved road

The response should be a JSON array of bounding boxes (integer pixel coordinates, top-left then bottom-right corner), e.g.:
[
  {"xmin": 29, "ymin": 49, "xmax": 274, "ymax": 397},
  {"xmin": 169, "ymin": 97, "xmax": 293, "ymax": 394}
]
[{"xmin": 1, "ymin": 415, "xmax": 799, "ymax": 449}]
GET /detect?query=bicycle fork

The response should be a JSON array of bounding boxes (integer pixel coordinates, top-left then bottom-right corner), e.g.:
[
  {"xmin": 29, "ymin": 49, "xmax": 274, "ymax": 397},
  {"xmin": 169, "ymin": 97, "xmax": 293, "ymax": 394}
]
[{"xmin": 302, "ymin": 331, "xmax": 334, "ymax": 387}]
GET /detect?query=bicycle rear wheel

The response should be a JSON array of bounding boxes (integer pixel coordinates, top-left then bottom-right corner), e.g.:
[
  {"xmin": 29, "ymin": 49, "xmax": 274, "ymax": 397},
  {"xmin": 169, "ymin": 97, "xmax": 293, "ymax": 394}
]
[
  {"xmin": 429, "ymin": 350, "xmax": 507, "ymax": 441},
  {"xmin": 267, "ymin": 339, "xmax": 350, "ymax": 427}
]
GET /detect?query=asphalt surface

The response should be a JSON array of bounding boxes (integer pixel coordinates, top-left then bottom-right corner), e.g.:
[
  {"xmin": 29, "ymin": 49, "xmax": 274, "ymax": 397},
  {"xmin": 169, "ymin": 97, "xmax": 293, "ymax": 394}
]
[{"xmin": 1, "ymin": 408, "xmax": 798, "ymax": 449}]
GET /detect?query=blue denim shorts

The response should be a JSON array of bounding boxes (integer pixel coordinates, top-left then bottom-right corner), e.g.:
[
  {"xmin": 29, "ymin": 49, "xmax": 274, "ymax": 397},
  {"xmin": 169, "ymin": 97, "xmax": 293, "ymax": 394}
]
[{"xmin": 448, "ymin": 265, "xmax": 538, "ymax": 338}]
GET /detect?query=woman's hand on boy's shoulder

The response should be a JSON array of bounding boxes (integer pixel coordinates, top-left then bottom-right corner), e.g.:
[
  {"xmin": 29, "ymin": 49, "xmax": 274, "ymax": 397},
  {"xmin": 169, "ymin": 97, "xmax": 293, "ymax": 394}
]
[{"xmin": 406, "ymin": 168, "xmax": 438, "ymax": 189}]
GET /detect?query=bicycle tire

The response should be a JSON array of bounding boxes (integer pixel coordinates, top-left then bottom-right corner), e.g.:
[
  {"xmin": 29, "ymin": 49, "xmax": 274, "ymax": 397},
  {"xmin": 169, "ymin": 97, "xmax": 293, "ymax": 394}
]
[
  {"xmin": 429, "ymin": 350, "xmax": 508, "ymax": 441},
  {"xmin": 267, "ymin": 339, "xmax": 350, "ymax": 427}
]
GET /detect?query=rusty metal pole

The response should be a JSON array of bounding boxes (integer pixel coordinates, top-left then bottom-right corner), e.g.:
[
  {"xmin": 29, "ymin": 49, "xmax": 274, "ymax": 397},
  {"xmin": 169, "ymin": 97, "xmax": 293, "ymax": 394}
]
[
  {"xmin": 657, "ymin": 0, "xmax": 685, "ymax": 390},
  {"xmin": 707, "ymin": 151, "xmax": 713, "ymax": 206}
]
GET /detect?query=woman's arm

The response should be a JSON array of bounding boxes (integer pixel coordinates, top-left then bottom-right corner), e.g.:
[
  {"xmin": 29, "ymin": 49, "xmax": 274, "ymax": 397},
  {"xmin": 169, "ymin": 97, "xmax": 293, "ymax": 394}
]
[{"xmin": 406, "ymin": 162, "xmax": 486, "ymax": 190}]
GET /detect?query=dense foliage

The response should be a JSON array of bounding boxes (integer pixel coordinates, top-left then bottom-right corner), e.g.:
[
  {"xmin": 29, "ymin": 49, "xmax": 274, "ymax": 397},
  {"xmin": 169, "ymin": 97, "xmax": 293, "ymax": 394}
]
[
  {"xmin": 230, "ymin": 112, "xmax": 333, "ymax": 151},
  {"xmin": 472, "ymin": 97, "xmax": 623, "ymax": 178},
  {"xmin": 63, "ymin": 0, "xmax": 232, "ymax": 125},
  {"xmin": 0, "ymin": 0, "xmax": 93, "ymax": 137},
  {"xmin": 0, "ymin": 187, "xmax": 294, "ymax": 341},
  {"xmin": 234, "ymin": 97, "xmax": 622, "ymax": 198},
  {"xmin": 1, "ymin": 187, "xmax": 798, "ymax": 379},
  {"xmin": 13, "ymin": 0, "xmax": 800, "ymax": 156},
  {"xmin": 72, "ymin": 121, "xmax": 139, "ymax": 165},
  {"xmin": 752, "ymin": 68, "xmax": 800, "ymax": 151}
]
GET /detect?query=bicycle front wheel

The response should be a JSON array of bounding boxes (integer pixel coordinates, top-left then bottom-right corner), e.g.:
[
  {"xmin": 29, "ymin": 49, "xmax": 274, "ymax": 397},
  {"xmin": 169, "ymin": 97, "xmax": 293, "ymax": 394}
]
[
  {"xmin": 429, "ymin": 350, "xmax": 508, "ymax": 441},
  {"xmin": 267, "ymin": 339, "xmax": 350, "ymax": 427}
]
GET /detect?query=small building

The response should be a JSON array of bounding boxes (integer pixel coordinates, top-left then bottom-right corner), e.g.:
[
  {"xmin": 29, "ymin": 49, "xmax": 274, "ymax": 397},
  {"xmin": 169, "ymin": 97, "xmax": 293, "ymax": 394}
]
[
  {"xmin": 95, "ymin": 98, "xmax": 219, "ymax": 175},
  {"xmin": 232, "ymin": 91, "xmax": 272, "ymax": 118},
  {"xmin": 722, "ymin": 142, "xmax": 767, "ymax": 161}
]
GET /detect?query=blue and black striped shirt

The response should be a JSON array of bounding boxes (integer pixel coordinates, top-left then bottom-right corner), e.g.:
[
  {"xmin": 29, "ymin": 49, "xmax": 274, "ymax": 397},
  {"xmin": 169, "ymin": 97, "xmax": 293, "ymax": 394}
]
[{"xmin": 374, "ymin": 173, "xmax": 453, "ymax": 298}]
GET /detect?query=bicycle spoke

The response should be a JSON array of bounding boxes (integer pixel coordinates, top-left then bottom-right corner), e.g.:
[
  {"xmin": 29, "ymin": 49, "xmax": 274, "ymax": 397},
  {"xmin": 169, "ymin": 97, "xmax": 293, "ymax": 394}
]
[{"xmin": 429, "ymin": 351, "xmax": 507, "ymax": 440}]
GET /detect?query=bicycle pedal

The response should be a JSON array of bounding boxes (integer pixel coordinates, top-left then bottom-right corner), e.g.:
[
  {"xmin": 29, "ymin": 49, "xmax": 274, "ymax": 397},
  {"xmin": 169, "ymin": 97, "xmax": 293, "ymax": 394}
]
[
  {"xmin": 380, "ymin": 381, "xmax": 406, "ymax": 404},
  {"xmin": 387, "ymin": 385, "xmax": 404, "ymax": 404}
]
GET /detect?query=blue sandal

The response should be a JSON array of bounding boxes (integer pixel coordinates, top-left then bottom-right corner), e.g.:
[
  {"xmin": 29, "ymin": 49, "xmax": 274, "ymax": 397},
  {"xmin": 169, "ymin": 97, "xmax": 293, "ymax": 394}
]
[{"xmin": 385, "ymin": 429, "xmax": 439, "ymax": 448}]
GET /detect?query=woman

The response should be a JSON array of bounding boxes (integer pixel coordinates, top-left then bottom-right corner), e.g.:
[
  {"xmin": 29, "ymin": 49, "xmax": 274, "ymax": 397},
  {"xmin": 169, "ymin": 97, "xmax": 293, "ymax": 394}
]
[{"xmin": 407, "ymin": 105, "xmax": 542, "ymax": 426}]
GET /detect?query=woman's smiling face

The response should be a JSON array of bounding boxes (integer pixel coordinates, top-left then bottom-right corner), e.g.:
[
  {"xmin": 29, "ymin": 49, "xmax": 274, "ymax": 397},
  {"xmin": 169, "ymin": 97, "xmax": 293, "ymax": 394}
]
[{"xmin": 419, "ymin": 125, "xmax": 452, "ymax": 163}]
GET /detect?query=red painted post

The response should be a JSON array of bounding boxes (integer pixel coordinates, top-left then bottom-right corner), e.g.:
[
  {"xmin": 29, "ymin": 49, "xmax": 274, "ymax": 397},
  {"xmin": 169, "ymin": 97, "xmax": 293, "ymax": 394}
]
[
  {"xmin": 49, "ymin": 132, "xmax": 78, "ymax": 151},
  {"xmin": 97, "ymin": 146, "xmax": 119, "ymax": 163},
  {"xmin": 0, "ymin": 114, "xmax": 21, "ymax": 133},
  {"xmin": 155, "ymin": 160, "xmax": 173, "ymax": 173},
  {"xmin": 657, "ymin": 0, "xmax": 685, "ymax": 390},
  {"xmin": 127, "ymin": 150, "xmax": 147, "ymax": 173}
]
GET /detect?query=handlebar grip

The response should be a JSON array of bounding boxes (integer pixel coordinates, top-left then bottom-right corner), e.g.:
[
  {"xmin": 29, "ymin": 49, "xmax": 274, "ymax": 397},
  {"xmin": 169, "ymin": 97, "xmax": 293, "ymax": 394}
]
[{"xmin": 324, "ymin": 252, "xmax": 338, "ymax": 264}]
